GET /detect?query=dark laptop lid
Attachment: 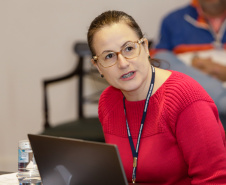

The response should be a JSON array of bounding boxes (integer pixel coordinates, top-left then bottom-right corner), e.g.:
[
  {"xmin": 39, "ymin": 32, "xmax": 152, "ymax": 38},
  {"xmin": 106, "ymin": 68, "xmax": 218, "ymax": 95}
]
[{"xmin": 28, "ymin": 134, "xmax": 128, "ymax": 185}]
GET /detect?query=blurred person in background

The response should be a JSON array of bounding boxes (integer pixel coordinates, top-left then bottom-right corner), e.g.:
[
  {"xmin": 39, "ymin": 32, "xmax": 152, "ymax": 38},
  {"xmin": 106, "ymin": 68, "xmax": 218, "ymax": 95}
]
[{"xmin": 152, "ymin": 0, "xmax": 226, "ymax": 127}]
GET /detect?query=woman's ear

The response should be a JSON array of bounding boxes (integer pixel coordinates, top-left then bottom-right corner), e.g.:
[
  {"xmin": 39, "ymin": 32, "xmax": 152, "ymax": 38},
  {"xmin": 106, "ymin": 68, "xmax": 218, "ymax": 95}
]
[
  {"xmin": 143, "ymin": 38, "xmax": 149, "ymax": 54},
  {"xmin": 91, "ymin": 58, "xmax": 96, "ymax": 66},
  {"xmin": 91, "ymin": 59, "xmax": 103, "ymax": 76}
]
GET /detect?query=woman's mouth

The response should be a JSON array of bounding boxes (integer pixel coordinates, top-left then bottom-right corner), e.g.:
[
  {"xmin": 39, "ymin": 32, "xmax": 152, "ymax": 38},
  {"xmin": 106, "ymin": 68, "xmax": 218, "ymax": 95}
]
[{"xmin": 121, "ymin": 71, "xmax": 135, "ymax": 79}]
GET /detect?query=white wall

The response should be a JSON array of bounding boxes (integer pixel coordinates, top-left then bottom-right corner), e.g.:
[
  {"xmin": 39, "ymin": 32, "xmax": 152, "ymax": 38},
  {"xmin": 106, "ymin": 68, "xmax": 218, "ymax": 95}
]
[{"xmin": 0, "ymin": 0, "xmax": 189, "ymax": 172}]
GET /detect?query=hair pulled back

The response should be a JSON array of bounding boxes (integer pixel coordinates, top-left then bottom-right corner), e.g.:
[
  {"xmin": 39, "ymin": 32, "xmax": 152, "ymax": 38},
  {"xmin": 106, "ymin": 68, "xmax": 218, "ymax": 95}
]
[{"xmin": 87, "ymin": 10, "xmax": 144, "ymax": 56}]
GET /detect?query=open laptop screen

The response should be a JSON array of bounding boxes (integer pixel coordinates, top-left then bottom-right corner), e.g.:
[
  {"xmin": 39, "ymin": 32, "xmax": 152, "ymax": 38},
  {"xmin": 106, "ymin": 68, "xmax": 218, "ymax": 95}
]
[{"xmin": 28, "ymin": 134, "xmax": 129, "ymax": 185}]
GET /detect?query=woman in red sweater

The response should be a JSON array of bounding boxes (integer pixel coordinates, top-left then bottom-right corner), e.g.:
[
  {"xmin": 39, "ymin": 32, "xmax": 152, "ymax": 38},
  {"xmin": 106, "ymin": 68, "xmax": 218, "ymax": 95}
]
[{"xmin": 87, "ymin": 10, "xmax": 226, "ymax": 184}]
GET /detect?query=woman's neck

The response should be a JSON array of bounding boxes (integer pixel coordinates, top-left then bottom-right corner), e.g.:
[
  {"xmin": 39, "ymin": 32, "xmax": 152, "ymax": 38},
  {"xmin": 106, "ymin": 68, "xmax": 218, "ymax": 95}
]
[{"xmin": 122, "ymin": 67, "xmax": 172, "ymax": 102}]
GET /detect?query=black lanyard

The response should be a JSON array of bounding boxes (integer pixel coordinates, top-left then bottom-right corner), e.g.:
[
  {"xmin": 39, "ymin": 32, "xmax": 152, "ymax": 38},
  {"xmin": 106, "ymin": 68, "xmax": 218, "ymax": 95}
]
[{"xmin": 123, "ymin": 66, "xmax": 155, "ymax": 184}]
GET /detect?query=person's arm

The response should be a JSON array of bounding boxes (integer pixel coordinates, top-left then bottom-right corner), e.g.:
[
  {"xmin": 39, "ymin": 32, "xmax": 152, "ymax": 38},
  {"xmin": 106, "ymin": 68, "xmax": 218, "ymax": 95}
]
[
  {"xmin": 191, "ymin": 55, "xmax": 214, "ymax": 74},
  {"xmin": 176, "ymin": 101, "xmax": 226, "ymax": 184},
  {"xmin": 211, "ymin": 63, "xmax": 226, "ymax": 82},
  {"xmin": 192, "ymin": 56, "xmax": 226, "ymax": 82}
]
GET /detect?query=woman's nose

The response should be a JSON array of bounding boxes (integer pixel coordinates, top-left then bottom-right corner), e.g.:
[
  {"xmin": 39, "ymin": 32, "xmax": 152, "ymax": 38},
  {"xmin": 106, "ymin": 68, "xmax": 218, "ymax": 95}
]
[{"xmin": 117, "ymin": 54, "xmax": 130, "ymax": 68}]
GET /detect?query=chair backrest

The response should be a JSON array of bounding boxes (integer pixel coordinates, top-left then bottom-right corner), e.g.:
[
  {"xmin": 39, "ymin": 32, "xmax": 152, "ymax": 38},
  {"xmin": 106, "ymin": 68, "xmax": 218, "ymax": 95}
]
[{"xmin": 42, "ymin": 42, "xmax": 106, "ymax": 129}]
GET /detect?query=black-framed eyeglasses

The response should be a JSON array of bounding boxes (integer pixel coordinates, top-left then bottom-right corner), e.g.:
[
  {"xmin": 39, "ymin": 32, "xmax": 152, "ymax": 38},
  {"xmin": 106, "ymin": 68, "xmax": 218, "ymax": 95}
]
[{"xmin": 93, "ymin": 38, "xmax": 145, "ymax": 68}]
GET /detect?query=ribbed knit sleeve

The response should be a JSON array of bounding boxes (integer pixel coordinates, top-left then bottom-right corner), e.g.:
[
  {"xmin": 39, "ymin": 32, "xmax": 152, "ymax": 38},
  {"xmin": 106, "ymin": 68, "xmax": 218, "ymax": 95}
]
[
  {"xmin": 176, "ymin": 101, "xmax": 226, "ymax": 184},
  {"xmin": 163, "ymin": 71, "xmax": 226, "ymax": 184}
]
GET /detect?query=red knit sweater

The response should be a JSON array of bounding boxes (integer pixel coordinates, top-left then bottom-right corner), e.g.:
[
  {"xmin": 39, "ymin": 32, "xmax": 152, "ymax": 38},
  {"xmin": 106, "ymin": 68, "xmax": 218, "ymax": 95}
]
[{"xmin": 98, "ymin": 70, "xmax": 226, "ymax": 184}]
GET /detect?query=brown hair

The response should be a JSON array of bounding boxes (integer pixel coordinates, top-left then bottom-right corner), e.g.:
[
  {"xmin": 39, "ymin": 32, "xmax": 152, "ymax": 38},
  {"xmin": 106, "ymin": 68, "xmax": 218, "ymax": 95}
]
[
  {"xmin": 87, "ymin": 10, "xmax": 162, "ymax": 67},
  {"xmin": 87, "ymin": 10, "xmax": 144, "ymax": 56}
]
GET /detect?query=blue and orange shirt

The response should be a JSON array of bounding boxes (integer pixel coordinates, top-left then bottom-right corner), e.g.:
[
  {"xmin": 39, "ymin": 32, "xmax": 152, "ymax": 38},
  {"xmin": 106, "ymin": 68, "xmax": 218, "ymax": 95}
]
[{"xmin": 152, "ymin": 0, "xmax": 226, "ymax": 55}]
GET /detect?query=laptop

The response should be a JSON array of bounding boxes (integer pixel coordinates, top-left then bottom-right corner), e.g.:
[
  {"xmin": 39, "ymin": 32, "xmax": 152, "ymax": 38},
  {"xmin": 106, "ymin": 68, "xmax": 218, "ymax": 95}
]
[{"xmin": 28, "ymin": 134, "xmax": 150, "ymax": 185}]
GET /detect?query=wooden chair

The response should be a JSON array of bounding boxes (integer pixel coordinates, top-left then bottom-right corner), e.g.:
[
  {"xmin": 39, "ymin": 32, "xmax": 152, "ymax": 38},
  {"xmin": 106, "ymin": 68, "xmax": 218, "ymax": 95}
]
[{"xmin": 40, "ymin": 42, "xmax": 107, "ymax": 142}]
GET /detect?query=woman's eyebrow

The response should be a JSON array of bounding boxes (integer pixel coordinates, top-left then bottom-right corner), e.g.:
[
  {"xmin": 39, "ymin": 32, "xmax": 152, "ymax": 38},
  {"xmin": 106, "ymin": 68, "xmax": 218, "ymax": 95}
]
[
  {"xmin": 121, "ymin": 41, "xmax": 131, "ymax": 49},
  {"xmin": 102, "ymin": 50, "xmax": 114, "ymax": 54}
]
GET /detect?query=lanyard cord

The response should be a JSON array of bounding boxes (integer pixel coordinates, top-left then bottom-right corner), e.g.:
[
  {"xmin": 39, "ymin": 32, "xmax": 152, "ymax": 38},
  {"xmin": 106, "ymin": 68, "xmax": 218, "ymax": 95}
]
[{"xmin": 123, "ymin": 66, "xmax": 155, "ymax": 184}]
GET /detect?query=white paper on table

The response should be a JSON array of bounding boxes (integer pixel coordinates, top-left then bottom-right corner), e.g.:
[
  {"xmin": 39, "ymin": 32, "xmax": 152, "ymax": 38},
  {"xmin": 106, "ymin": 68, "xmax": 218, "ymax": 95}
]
[{"xmin": 0, "ymin": 173, "xmax": 19, "ymax": 185}]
